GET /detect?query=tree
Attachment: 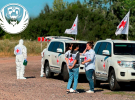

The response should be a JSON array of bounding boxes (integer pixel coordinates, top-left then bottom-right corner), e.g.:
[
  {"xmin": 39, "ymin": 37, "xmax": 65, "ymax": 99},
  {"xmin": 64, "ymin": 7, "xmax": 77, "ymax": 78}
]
[
  {"xmin": 41, "ymin": 4, "xmax": 52, "ymax": 14},
  {"xmin": 53, "ymin": 0, "xmax": 66, "ymax": 11},
  {"xmin": 1, "ymin": 0, "xmax": 135, "ymax": 41}
]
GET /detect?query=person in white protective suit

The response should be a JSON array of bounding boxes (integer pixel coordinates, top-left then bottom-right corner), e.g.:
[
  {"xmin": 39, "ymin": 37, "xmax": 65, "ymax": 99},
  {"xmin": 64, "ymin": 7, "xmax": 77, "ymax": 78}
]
[
  {"xmin": 40, "ymin": 48, "xmax": 46, "ymax": 77},
  {"xmin": 14, "ymin": 39, "xmax": 27, "ymax": 79}
]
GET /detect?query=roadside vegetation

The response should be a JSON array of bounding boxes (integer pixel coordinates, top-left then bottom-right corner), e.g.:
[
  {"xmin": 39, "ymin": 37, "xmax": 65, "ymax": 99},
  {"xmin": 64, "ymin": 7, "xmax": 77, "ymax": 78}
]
[
  {"xmin": 0, "ymin": 40, "xmax": 47, "ymax": 57},
  {"xmin": 0, "ymin": 0, "xmax": 135, "ymax": 41},
  {"xmin": 0, "ymin": 0, "xmax": 135, "ymax": 56},
  {"xmin": 104, "ymin": 91, "xmax": 135, "ymax": 97}
]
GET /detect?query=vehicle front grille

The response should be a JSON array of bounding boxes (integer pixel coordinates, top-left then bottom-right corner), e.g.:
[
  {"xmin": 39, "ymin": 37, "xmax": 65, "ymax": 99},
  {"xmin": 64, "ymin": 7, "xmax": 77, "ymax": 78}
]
[
  {"xmin": 80, "ymin": 58, "xmax": 84, "ymax": 64},
  {"xmin": 132, "ymin": 61, "xmax": 135, "ymax": 69}
]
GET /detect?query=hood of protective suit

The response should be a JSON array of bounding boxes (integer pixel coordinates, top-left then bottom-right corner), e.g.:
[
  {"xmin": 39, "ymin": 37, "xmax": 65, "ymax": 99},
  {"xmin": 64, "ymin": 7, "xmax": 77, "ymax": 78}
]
[{"xmin": 19, "ymin": 39, "xmax": 23, "ymax": 45}]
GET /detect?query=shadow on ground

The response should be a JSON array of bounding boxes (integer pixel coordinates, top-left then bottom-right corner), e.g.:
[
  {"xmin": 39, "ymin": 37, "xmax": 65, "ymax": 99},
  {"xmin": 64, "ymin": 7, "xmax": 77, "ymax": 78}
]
[
  {"xmin": 50, "ymin": 74, "xmax": 88, "ymax": 83},
  {"xmin": 44, "ymin": 74, "xmax": 135, "ymax": 92},
  {"xmin": 26, "ymin": 76, "xmax": 36, "ymax": 79},
  {"xmin": 77, "ymin": 89, "xmax": 103, "ymax": 93},
  {"xmin": 97, "ymin": 83, "xmax": 135, "ymax": 92}
]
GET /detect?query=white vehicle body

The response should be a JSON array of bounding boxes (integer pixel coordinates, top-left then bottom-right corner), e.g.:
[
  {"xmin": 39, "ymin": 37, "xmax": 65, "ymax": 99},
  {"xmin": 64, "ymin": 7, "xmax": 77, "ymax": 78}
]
[
  {"xmin": 94, "ymin": 39, "xmax": 135, "ymax": 90},
  {"xmin": 42, "ymin": 39, "xmax": 87, "ymax": 81}
]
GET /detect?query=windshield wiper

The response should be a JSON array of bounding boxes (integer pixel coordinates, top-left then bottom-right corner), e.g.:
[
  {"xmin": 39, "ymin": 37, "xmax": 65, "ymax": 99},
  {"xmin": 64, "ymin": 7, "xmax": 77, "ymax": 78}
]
[
  {"xmin": 114, "ymin": 53, "xmax": 123, "ymax": 55},
  {"xmin": 123, "ymin": 53, "xmax": 132, "ymax": 55},
  {"xmin": 131, "ymin": 53, "xmax": 135, "ymax": 55}
]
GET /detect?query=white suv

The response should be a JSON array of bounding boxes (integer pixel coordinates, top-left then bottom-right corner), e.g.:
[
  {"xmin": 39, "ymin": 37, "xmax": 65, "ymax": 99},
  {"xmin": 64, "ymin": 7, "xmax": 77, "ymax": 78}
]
[
  {"xmin": 43, "ymin": 39, "xmax": 87, "ymax": 81},
  {"xmin": 93, "ymin": 39, "xmax": 135, "ymax": 91}
]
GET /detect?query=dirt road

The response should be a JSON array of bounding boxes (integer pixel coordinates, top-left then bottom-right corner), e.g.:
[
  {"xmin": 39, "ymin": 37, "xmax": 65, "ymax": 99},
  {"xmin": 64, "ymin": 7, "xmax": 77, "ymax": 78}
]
[{"xmin": 0, "ymin": 56, "xmax": 135, "ymax": 100}]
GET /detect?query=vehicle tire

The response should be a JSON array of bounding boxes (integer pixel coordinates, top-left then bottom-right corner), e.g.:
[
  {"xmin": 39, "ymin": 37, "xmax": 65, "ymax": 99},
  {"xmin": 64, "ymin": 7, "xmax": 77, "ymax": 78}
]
[
  {"xmin": 93, "ymin": 72, "xmax": 100, "ymax": 87},
  {"xmin": 109, "ymin": 70, "xmax": 120, "ymax": 91},
  {"xmin": 45, "ymin": 62, "xmax": 53, "ymax": 78},
  {"xmin": 63, "ymin": 64, "xmax": 69, "ymax": 82}
]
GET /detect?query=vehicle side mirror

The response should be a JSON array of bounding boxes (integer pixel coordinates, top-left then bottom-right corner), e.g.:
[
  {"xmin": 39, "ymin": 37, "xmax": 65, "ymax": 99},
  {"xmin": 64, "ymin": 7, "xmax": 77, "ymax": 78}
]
[
  {"xmin": 57, "ymin": 48, "xmax": 63, "ymax": 53},
  {"xmin": 102, "ymin": 50, "xmax": 110, "ymax": 56}
]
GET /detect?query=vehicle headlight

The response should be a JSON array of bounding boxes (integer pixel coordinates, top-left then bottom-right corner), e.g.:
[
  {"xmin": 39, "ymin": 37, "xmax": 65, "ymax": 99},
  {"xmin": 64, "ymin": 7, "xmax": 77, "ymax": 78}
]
[{"xmin": 117, "ymin": 61, "xmax": 133, "ymax": 68}]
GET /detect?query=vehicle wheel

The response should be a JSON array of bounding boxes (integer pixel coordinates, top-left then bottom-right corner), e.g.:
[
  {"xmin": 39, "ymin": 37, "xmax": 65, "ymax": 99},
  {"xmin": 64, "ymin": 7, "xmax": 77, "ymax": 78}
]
[
  {"xmin": 93, "ymin": 71, "xmax": 100, "ymax": 87},
  {"xmin": 109, "ymin": 70, "xmax": 120, "ymax": 91},
  {"xmin": 45, "ymin": 62, "xmax": 53, "ymax": 78},
  {"xmin": 63, "ymin": 64, "xmax": 69, "ymax": 82}
]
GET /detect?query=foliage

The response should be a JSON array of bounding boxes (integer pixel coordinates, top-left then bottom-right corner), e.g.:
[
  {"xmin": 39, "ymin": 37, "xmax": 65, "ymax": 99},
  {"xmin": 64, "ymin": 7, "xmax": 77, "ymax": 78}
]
[
  {"xmin": 53, "ymin": 0, "xmax": 66, "ymax": 11},
  {"xmin": 0, "ymin": 0, "xmax": 135, "ymax": 41},
  {"xmin": 0, "ymin": 40, "xmax": 47, "ymax": 57}
]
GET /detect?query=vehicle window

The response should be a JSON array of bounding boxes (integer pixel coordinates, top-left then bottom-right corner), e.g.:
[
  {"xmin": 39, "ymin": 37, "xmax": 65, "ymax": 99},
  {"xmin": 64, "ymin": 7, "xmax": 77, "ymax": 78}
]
[
  {"xmin": 97, "ymin": 42, "xmax": 108, "ymax": 55},
  {"xmin": 78, "ymin": 43, "xmax": 86, "ymax": 53},
  {"xmin": 52, "ymin": 42, "xmax": 60, "ymax": 52},
  {"xmin": 94, "ymin": 42, "xmax": 101, "ymax": 54},
  {"xmin": 48, "ymin": 42, "xmax": 55, "ymax": 51},
  {"xmin": 59, "ymin": 42, "xmax": 64, "ymax": 52},
  {"xmin": 114, "ymin": 43, "xmax": 135, "ymax": 55},
  {"xmin": 106, "ymin": 43, "xmax": 111, "ymax": 55},
  {"xmin": 65, "ymin": 43, "xmax": 86, "ymax": 53}
]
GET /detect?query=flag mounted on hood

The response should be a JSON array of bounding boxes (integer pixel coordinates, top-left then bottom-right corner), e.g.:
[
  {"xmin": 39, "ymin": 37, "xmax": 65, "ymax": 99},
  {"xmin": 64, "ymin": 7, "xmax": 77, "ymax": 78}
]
[
  {"xmin": 115, "ymin": 11, "xmax": 130, "ymax": 36},
  {"xmin": 65, "ymin": 15, "xmax": 78, "ymax": 35}
]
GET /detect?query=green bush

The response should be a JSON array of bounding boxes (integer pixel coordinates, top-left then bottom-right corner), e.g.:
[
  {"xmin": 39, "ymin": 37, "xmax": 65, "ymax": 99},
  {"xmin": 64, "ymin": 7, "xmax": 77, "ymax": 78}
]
[{"xmin": 0, "ymin": 40, "xmax": 47, "ymax": 57}]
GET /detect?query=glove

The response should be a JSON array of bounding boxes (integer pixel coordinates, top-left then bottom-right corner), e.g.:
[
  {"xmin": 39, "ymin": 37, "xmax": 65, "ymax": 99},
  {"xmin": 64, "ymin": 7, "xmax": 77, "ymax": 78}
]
[{"xmin": 23, "ymin": 59, "xmax": 28, "ymax": 66}]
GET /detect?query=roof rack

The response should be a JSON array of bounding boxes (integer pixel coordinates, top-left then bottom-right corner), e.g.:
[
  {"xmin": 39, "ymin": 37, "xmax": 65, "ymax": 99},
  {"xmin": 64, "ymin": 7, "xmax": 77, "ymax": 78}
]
[
  {"xmin": 106, "ymin": 38, "xmax": 111, "ymax": 40},
  {"xmin": 45, "ymin": 36, "xmax": 74, "ymax": 41}
]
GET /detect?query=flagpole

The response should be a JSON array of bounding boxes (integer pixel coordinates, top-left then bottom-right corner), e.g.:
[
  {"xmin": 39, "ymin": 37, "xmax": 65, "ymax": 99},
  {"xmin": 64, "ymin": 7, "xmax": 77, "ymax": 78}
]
[
  {"xmin": 41, "ymin": 42, "xmax": 42, "ymax": 51},
  {"xmin": 76, "ymin": 14, "xmax": 78, "ymax": 41},
  {"xmin": 127, "ymin": 10, "xmax": 130, "ymax": 41}
]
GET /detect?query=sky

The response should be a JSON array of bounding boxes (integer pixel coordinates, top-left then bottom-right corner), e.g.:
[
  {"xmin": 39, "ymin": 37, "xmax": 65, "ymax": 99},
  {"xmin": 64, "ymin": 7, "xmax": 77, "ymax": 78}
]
[{"xmin": 0, "ymin": 0, "xmax": 84, "ymax": 18}]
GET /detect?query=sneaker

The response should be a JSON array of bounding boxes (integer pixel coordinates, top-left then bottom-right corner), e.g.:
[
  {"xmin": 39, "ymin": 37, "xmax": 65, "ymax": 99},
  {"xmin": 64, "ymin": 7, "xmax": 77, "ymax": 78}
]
[
  {"xmin": 40, "ymin": 75, "xmax": 43, "ymax": 77},
  {"xmin": 73, "ymin": 90, "xmax": 79, "ymax": 93},
  {"xmin": 70, "ymin": 88, "xmax": 74, "ymax": 92},
  {"xmin": 86, "ymin": 90, "xmax": 94, "ymax": 93},
  {"xmin": 20, "ymin": 77, "xmax": 26, "ymax": 79},
  {"xmin": 66, "ymin": 91, "xmax": 70, "ymax": 94}
]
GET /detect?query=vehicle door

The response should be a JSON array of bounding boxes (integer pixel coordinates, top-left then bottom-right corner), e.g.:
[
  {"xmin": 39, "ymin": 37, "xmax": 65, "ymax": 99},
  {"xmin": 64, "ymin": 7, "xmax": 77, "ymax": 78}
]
[
  {"xmin": 55, "ymin": 42, "xmax": 65, "ymax": 69},
  {"xmin": 102, "ymin": 42, "xmax": 112, "ymax": 77},
  {"xmin": 47, "ymin": 42, "xmax": 55, "ymax": 67},
  {"xmin": 96, "ymin": 42, "xmax": 108, "ymax": 78},
  {"xmin": 51, "ymin": 42, "xmax": 61, "ymax": 71},
  {"xmin": 94, "ymin": 42, "xmax": 102, "ymax": 77}
]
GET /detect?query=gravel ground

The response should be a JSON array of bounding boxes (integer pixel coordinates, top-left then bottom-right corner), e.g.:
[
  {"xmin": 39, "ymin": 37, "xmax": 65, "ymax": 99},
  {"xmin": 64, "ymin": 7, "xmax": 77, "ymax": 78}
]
[{"xmin": 0, "ymin": 56, "xmax": 135, "ymax": 100}]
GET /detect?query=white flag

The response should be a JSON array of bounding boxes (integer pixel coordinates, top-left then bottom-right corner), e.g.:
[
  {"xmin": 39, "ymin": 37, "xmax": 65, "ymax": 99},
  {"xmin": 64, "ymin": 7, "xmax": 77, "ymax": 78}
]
[
  {"xmin": 115, "ymin": 11, "xmax": 130, "ymax": 36},
  {"xmin": 65, "ymin": 15, "xmax": 78, "ymax": 35}
]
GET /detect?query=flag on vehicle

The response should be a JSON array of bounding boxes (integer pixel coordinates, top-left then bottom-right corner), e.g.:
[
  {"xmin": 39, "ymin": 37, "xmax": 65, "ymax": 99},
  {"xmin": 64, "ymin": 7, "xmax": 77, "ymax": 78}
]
[
  {"xmin": 115, "ymin": 11, "xmax": 130, "ymax": 36},
  {"xmin": 65, "ymin": 15, "xmax": 78, "ymax": 35}
]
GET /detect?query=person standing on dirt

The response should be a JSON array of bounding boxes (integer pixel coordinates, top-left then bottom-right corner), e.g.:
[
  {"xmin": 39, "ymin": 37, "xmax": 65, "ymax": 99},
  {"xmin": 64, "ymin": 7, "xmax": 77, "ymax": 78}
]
[
  {"xmin": 65, "ymin": 43, "xmax": 73, "ymax": 70},
  {"xmin": 40, "ymin": 48, "xmax": 46, "ymax": 77},
  {"xmin": 65, "ymin": 43, "xmax": 74, "ymax": 92},
  {"xmin": 14, "ymin": 39, "xmax": 27, "ymax": 79},
  {"xmin": 81, "ymin": 41, "xmax": 95, "ymax": 93},
  {"xmin": 66, "ymin": 43, "xmax": 80, "ymax": 94}
]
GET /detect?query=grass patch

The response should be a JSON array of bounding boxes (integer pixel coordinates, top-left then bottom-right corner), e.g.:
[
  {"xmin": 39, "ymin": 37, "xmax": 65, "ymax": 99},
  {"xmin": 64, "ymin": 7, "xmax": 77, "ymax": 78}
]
[
  {"xmin": 104, "ymin": 91, "xmax": 135, "ymax": 96},
  {"xmin": 0, "ymin": 39, "xmax": 47, "ymax": 57},
  {"xmin": 77, "ymin": 84, "xmax": 86, "ymax": 90}
]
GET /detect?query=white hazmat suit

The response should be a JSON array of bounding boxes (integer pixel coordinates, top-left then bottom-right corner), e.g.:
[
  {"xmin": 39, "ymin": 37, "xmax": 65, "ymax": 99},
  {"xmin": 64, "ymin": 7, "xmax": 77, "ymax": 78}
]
[
  {"xmin": 14, "ymin": 39, "xmax": 27, "ymax": 79},
  {"xmin": 40, "ymin": 48, "xmax": 46, "ymax": 77}
]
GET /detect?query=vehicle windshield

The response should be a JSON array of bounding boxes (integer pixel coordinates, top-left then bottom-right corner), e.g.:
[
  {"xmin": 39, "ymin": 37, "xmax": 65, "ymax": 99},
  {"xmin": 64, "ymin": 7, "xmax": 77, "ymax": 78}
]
[
  {"xmin": 114, "ymin": 43, "xmax": 135, "ymax": 55},
  {"xmin": 65, "ymin": 43, "xmax": 86, "ymax": 53}
]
